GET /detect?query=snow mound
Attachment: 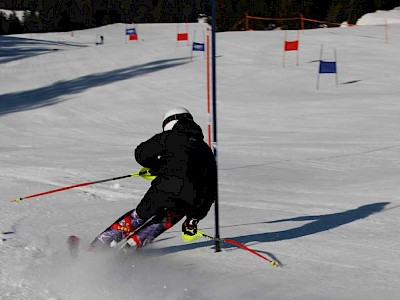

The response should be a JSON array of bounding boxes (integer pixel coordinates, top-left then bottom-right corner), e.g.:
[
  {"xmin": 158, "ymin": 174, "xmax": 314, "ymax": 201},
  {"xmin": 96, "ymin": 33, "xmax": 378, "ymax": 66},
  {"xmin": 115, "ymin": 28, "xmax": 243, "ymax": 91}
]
[{"xmin": 357, "ymin": 7, "xmax": 400, "ymax": 25}]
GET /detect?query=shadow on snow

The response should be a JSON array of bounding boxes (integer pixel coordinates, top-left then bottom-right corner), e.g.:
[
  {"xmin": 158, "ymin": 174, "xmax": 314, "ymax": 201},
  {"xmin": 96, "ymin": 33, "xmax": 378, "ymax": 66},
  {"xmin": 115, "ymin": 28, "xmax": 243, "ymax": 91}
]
[
  {"xmin": 151, "ymin": 202, "xmax": 389, "ymax": 255},
  {"xmin": 0, "ymin": 57, "xmax": 189, "ymax": 116},
  {"xmin": 0, "ymin": 35, "xmax": 88, "ymax": 64}
]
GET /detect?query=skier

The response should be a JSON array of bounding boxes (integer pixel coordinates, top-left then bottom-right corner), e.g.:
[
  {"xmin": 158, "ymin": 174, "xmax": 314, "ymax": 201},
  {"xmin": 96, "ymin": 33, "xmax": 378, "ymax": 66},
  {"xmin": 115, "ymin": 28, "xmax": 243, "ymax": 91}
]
[{"xmin": 89, "ymin": 107, "xmax": 217, "ymax": 250}]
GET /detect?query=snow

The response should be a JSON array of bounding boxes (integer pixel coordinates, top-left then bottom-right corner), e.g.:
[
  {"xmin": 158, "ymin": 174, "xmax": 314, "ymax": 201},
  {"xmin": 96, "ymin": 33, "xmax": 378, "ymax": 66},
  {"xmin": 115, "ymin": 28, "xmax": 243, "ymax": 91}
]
[
  {"xmin": 0, "ymin": 10, "xmax": 26, "ymax": 22},
  {"xmin": 1, "ymin": 8, "xmax": 400, "ymax": 300},
  {"xmin": 357, "ymin": 7, "xmax": 400, "ymax": 25}
]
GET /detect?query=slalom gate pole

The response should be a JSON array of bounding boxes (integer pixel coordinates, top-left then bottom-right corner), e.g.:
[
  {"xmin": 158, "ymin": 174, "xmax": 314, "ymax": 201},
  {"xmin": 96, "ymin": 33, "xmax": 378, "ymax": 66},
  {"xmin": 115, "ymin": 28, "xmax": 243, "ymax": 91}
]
[
  {"xmin": 200, "ymin": 231, "xmax": 279, "ymax": 267},
  {"xmin": 13, "ymin": 168, "xmax": 155, "ymax": 203},
  {"xmin": 211, "ymin": 0, "xmax": 221, "ymax": 254}
]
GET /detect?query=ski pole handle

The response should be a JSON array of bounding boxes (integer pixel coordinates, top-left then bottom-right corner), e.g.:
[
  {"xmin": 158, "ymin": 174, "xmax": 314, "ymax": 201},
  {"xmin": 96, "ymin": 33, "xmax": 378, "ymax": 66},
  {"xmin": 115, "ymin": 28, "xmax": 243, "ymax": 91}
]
[{"xmin": 131, "ymin": 167, "xmax": 156, "ymax": 181}]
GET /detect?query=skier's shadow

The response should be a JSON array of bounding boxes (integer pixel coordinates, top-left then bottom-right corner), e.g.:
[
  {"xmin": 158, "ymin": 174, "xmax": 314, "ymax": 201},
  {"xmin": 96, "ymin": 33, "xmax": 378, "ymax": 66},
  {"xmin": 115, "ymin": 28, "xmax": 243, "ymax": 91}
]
[
  {"xmin": 151, "ymin": 202, "xmax": 389, "ymax": 255},
  {"xmin": 239, "ymin": 201, "xmax": 389, "ymax": 244}
]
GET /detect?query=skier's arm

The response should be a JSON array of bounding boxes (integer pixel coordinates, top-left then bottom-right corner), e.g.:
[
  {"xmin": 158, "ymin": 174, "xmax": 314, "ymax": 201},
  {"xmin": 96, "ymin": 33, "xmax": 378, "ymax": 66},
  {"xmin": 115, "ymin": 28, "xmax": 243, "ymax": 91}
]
[{"xmin": 134, "ymin": 133, "xmax": 164, "ymax": 169}]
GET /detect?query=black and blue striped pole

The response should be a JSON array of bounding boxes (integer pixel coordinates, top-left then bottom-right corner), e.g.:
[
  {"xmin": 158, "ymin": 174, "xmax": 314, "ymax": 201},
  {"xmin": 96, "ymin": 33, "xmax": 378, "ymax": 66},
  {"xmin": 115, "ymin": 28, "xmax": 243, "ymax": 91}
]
[{"xmin": 211, "ymin": 0, "xmax": 221, "ymax": 252}]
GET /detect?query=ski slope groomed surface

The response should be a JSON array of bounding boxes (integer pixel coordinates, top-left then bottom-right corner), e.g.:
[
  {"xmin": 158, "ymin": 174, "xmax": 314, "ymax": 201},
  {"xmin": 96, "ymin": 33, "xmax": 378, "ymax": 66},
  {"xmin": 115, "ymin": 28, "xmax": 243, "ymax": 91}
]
[{"xmin": 1, "ymin": 9, "xmax": 400, "ymax": 300}]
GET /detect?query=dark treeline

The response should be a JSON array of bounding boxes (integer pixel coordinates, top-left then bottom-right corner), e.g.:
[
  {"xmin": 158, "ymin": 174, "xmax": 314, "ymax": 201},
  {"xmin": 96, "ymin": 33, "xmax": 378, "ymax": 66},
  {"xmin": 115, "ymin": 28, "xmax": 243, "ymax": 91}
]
[{"xmin": 1, "ymin": 0, "xmax": 400, "ymax": 35}]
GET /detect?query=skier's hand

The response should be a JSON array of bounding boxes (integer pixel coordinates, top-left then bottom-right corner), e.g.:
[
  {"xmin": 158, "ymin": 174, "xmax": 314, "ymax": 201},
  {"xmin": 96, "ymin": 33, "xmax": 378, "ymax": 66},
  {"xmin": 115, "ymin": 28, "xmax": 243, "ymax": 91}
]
[
  {"xmin": 136, "ymin": 167, "xmax": 157, "ymax": 180},
  {"xmin": 182, "ymin": 218, "xmax": 200, "ymax": 242}
]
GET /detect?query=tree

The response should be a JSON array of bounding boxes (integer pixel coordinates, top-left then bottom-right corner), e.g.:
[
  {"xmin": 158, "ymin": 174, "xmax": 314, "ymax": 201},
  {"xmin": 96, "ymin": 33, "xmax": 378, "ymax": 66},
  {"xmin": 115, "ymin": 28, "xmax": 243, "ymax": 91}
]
[
  {"xmin": 23, "ymin": 10, "xmax": 42, "ymax": 32},
  {"xmin": 7, "ymin": 11, "xmax": 24, "ymax": 33},
  {"xmin": 1, "ymin": 11, "xmax": 10, "ymax": 34},
  {"xmin": 216, "ymin": 0, "xmax": 235, "ymax": 31},
  {"xmin": 3, "ymin": 0, "xmax": 400, "ymax": 33},
  {"xmin": 325, "ymin": 0, "xmax": 343, "ymax": 24}
]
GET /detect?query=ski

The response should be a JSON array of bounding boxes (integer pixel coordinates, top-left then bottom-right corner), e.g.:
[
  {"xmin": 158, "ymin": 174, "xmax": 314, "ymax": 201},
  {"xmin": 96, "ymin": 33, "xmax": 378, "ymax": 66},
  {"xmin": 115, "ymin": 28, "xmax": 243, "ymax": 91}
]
[{"xmin": 64, "ymin": 215, "xmax": 158, "ymax": 258}]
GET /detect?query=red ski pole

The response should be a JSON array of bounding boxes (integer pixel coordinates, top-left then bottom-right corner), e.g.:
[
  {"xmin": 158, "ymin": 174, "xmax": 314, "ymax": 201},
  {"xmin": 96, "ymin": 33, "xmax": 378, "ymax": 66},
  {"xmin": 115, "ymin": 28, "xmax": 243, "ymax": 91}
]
[
  {"xmin": 200, "ymin": 231, "xmax": 280, "ymax": 267},
  {"xmin": 13, "ymin": 168, "xmax": 155, "ymax": 203}
]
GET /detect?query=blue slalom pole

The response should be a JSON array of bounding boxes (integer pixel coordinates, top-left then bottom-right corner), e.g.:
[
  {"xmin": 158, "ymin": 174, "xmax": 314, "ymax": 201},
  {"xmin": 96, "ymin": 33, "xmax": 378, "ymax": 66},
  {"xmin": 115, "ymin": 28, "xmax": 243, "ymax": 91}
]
[{"xmin": 211, "ymin": 0, "xmax": 221, "ymax": 253}]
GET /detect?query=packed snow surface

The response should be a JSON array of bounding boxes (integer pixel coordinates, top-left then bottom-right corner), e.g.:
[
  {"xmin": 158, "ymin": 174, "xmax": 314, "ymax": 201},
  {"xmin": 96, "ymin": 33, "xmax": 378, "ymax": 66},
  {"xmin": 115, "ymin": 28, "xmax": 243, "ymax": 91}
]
[{"xmin": 1, "ymin": 8, "xmax": 400, "ymax": 300}]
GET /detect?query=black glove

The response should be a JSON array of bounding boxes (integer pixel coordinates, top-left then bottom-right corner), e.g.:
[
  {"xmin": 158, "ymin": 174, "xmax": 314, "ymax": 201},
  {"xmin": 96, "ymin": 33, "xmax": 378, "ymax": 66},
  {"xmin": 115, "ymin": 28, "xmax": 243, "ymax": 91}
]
[{"xmin": 182, "ymin": 218, "xmax": 199, "ymax": 236}]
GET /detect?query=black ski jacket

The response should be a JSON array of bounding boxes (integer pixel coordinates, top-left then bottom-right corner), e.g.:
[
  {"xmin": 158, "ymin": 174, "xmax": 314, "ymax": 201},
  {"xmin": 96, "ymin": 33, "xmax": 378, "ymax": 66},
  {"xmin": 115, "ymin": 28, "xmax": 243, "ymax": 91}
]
[{"xmin": 134, "ymin": 119, "xmax": 217, "ymax": 220}]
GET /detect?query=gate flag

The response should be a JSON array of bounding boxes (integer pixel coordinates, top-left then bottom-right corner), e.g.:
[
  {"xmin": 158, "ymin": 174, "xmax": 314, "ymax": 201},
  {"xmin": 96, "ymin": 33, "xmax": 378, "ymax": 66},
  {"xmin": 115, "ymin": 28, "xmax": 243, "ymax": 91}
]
[
  {"xmin": 284, "ymin": 40, "xmax": 299, "ymax": 51},
  {"xmin": 177, "ymin": 33, "xmax": 189, "ymax": 41},
  {"xmin": 190, "ymin": 29, "xmax": 206, "ymax": 61},
  {"xmin": 192, "ymin": 42, "xmax": 205, "ymax": 51},
  {"xmin": 316, "ymin": 45, "xmax": 339, "ymax": 89},
  {"xmin": 282, "ymin": 31, "xmax": 300, "ymax": 67},
  {"xmin": 319, "ymin": 61, "xmax": 337, "ymax": 74},
  {"xmin": 126, "ymin": 28, "xmax": 138, "ymax": 40}
]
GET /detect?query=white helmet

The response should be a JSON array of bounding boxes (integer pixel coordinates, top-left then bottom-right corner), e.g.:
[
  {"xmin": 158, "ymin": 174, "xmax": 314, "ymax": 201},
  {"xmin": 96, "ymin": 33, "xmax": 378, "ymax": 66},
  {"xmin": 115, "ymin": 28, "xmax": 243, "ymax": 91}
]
[{"xmin": 162, "ymin": 107, "xmax": 193, "ymax": 131}]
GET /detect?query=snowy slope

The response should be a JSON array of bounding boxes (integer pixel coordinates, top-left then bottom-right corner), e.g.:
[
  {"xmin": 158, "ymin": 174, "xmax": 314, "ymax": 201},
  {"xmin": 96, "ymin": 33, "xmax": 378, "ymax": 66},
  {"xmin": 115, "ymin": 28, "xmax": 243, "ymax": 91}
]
[{"xmin": 1, "ymin": 12, "xmax": 400, "ymax": 300}]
